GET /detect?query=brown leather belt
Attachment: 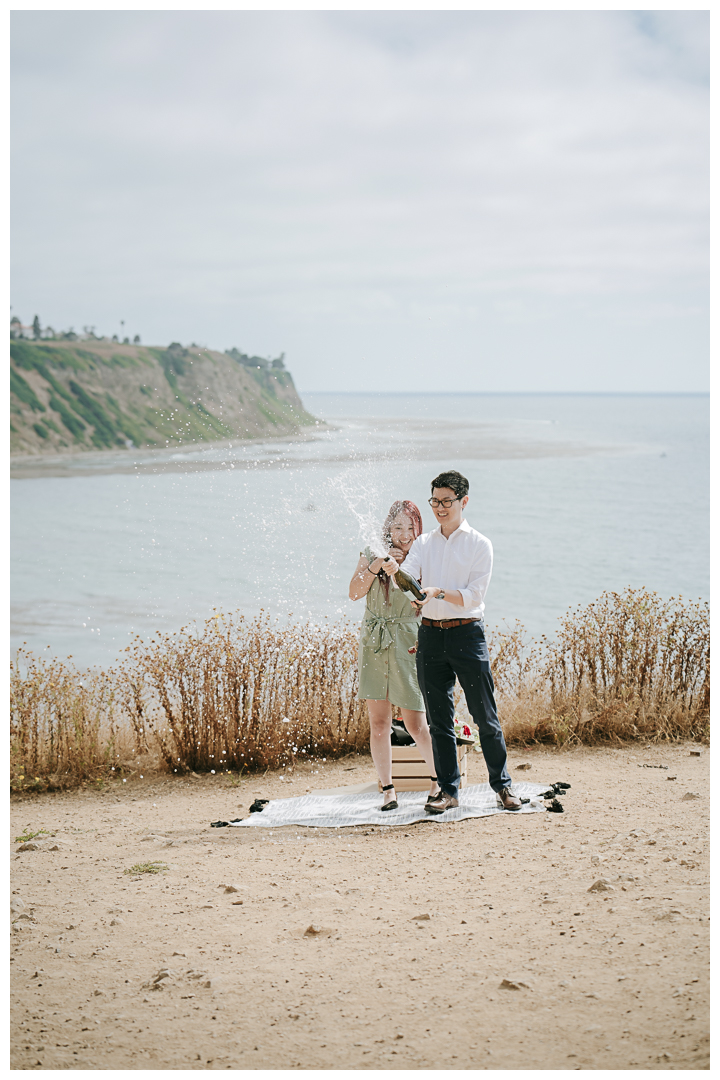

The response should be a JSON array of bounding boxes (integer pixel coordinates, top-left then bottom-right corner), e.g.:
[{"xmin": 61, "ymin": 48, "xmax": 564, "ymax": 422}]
[{"xmin": 421, "ymin": 617, "xmax": 480, "ymax": 629}]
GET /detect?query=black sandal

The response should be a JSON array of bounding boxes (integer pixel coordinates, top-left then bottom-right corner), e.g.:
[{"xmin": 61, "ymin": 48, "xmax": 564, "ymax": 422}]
[
  {"xmin": 425, "ymin": 777, "xmax": 441, "ymax": 808},
  {"xmin": 380, "ymin": 784, "xmax": 398, "ymax": 811}
]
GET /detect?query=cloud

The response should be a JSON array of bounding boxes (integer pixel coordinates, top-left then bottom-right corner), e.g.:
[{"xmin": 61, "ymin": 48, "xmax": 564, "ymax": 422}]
[{"xmin": 11, "ymin": 11, "xmax": 708, "ymax": 391}]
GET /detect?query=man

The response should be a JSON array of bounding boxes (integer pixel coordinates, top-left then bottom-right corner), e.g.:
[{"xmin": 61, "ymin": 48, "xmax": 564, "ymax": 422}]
[{"xmin": 394, "ymin": 469, "xmax": 521, "ymax": 814}]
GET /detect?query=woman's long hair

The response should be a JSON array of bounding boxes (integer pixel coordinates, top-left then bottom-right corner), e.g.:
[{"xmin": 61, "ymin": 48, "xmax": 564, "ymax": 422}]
[{"xmin": 377, "ymin": 499, "xmax": 423, "ymax": 602}]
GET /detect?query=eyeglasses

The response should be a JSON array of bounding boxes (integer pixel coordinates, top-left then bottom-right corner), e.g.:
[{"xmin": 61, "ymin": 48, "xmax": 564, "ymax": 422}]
[{"xmin": 428, "ymin": 496, "xmax": 461, "ymax": 509}]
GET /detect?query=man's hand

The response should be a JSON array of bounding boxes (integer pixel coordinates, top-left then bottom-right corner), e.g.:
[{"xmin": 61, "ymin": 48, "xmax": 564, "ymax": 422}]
[
  {"xmin": 412, "ymin": 586, "xmax": 464, "ymax": 610},
  {"xmin": 411, "ymin": 585, "xmax": 443, "ymax": 609}
]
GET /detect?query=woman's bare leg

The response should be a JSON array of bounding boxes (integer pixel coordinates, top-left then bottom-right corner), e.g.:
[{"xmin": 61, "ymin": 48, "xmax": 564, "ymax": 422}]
[
  {"xmin": 401, "ymin": 709, "xmax": 440, "ymax": 797},
  {"xmin": 366, "ymin": 699, "xmax": 395, "ymax": 804}
]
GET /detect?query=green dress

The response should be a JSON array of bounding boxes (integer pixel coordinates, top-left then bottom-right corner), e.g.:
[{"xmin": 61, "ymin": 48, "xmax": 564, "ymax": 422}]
[{"xmin": 357, "ymin": 547, "xmax": 424, "ymax": 711}]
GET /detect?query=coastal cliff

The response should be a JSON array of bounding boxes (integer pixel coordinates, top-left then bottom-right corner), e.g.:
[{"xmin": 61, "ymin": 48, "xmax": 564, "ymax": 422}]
[{"xmin": 10, "ymin": 339, "xmax": 316, "ymax": 455}]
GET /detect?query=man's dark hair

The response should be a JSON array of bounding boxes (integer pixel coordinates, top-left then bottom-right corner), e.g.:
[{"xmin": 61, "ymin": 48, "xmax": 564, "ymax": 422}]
[{"xmin": 431, "ymin": 470, "xmax": 469, "ymax": 499}]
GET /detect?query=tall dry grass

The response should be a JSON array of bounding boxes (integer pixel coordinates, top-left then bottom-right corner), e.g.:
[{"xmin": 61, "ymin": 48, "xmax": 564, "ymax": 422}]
[
  {"xmin": 11, "ymin": 612, "xmax": 368, "ymax": 790},
  {"xmin": 119, "ymin": 611, "xmax": 367, "ymax": 775},
  {"xmin": 10, "ymin": 588, "xmax": 709, "ymax": 789},
  {"xmin": 495, "ymin": 589, "xmax": 709, "ymax": 747},
  {"xmin": 10, "ymin": 649, "xmax": 125, "ymax": 790}
]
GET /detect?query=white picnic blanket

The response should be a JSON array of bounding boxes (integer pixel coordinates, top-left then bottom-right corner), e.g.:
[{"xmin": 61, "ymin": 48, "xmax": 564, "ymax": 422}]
[{"xmin": 231, "ymin": 781, "xmax": 549, "ymax": 829}]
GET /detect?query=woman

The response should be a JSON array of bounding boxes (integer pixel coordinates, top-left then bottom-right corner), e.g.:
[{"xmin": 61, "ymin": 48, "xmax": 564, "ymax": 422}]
[{"xmin": 349, "ymin": 500, "xmax": 439, "ymax": 810}]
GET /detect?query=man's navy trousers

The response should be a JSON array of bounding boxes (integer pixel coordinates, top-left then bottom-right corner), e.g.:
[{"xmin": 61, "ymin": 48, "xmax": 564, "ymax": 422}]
[{"xmin": 415, "ymin": 619, "xmax": 511, "ymax": 800}]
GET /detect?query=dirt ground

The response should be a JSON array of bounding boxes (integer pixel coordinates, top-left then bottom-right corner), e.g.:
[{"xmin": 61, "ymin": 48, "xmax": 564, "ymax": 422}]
[{"xmin": 10, "ymin": 742, "xmax": 709, "ymax": 1071}]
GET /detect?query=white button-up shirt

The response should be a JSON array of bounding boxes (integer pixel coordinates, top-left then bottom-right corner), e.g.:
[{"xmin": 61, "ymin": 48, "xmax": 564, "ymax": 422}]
[{"xmin": 402, "ymin": 518, "xmax": 493, "ymax": 621}]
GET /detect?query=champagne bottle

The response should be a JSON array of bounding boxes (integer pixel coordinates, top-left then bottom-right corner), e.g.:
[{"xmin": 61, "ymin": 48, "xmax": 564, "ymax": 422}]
[{"xmin": 383, "ymin": 558, "xmax": 426, "ymax": 602}]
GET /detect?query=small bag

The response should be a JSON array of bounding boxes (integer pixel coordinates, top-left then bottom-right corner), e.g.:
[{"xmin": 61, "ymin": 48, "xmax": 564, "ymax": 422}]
[{"xmin": 390, "ymin": 718, "xmax": 415, "ymax": 746}]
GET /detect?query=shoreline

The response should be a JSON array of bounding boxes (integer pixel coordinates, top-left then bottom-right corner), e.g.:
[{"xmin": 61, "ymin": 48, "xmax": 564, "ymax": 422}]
[{"xmin": 10, "ymin": 426, "xmax": 335, "ymax": 480}]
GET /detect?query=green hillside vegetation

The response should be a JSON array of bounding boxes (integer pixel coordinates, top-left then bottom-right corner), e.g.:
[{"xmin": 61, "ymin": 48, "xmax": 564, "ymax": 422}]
[{"xmin": 9, "ymin": 339, "xmax": 317, "ymax": 455}]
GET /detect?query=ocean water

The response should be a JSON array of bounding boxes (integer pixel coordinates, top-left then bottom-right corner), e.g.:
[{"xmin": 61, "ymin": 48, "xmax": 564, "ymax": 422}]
[{"xmin": 10, "ymin": 393, "xmax": 709, "ymax": 668}]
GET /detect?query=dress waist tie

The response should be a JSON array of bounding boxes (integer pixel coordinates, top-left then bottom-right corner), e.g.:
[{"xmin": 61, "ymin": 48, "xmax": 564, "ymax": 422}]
[{"xmin": 363, "ymin": 613, "xmax": 418, "ymax": 654}]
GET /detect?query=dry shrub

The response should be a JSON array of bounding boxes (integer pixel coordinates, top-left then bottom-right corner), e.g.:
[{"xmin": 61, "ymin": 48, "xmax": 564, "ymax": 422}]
[
  {"xmin": 10, "ymin": 649, "xmax": 124, "ymax": 790},
  {"xmin": 489, "ymin": 620, "xmax": 541, "ymax": 696},
  {"xmin": 9, "ymin": 589, "xmax": 709, "ymax": 787},
  {"xmin": 455, "ymin": 619, "xmax": 544, "ymax": 732},
  {"xmin": 499, "ymin": 588, "xmax": 709, "ymax": 747},
  {"xmin": 118, "ymin": 611, "xmax": 368, "ymax": 774},
  {"xmin": 480, "ymin": 621, "xmax": 555, "ymax": 745}
]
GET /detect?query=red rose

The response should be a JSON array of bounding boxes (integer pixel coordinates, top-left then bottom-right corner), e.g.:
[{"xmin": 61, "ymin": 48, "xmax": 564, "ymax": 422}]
[{"xmin": 463, "ymin": 725, "xmax": 471, "ymax": 736}]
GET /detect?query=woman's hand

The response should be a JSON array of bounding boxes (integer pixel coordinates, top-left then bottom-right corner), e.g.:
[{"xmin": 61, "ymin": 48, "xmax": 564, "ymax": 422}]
[
  {"xmin": 388, "ymin": 546, "xmax": 406, "ymax": 565},
  {"xmin": 382, "ymin": 555, "xmax": 400, "ymax": 575}
]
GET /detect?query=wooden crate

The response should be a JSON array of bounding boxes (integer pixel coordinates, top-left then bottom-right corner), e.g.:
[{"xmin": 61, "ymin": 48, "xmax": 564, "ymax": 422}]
[{"xmin": 378, "ymin": 743, "xmax": 468, "ymax": 792}]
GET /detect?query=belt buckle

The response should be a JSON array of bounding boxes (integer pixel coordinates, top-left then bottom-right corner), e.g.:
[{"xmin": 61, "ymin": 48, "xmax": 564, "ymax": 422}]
[{"xmin": 439, "ymin": 619, "xmax": 451, "ymax": 629}]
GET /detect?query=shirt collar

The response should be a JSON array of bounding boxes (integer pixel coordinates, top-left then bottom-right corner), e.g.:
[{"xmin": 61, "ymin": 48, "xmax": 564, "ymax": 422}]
[{"xmin": 432, "ymin": 517, "xmax": 471, "ymax": 539}]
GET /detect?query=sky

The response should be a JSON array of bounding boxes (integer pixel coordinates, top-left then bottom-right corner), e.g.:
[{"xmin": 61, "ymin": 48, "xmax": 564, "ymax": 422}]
[{"xmin": 11, "ymin": 10, "xmax": 709, "ymax": 393}]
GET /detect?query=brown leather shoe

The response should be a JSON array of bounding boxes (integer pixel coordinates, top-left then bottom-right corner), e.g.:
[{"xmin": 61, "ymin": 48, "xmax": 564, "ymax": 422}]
[
  {"xmin": 424, "ymin": 777, "xmax": 441, "ymax": 810},
  {"xmin": 497, "ymin": 787, "xmax": 522, "ymax": 811},
  {"xmin": 425, "ymin": 793, "xmax": 459, "ymax": 814}
]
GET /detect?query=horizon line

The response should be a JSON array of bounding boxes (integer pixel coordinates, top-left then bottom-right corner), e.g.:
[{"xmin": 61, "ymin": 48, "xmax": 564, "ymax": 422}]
[{"xmin": 299, "ymin": 390, "xmax": 709, "ymax": 397}]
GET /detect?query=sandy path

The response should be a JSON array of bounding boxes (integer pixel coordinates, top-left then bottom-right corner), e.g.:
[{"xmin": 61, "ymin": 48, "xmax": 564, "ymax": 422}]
[{"xmin": 11, "ymin": 743, "xmax": 708, "ymax": 1070}]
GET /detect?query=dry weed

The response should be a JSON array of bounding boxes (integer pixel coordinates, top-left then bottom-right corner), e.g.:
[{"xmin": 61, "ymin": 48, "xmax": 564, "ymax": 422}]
[
  {"xmin": 500, "ymin": 588, "xmax": 709, "ymax": 747},
  {"xmin": 9, "ymin": 589, "xmax": 709, "ymax": 787},
  {"xmin": 117, "ymin": 611, "xmax": 368, "ymax": 774},
  {"xmin": 10, "ymin": 649, "xmax": 124, "ymax": 791}
]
